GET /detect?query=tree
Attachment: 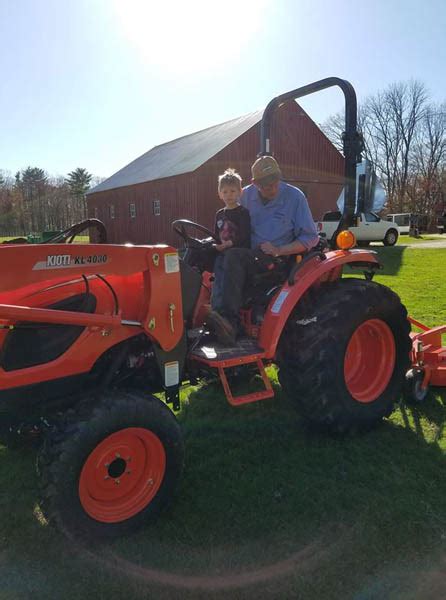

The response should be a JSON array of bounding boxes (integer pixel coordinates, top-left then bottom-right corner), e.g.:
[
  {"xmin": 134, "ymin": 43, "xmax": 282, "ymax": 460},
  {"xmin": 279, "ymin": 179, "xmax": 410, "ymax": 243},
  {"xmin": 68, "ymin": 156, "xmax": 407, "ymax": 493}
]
[
  {"xmin": 321, "ymin": 80, "xmax": 436, "ymax": 214},
  {"xmin": 364, "ymin": 81, "xmax": 427, "ymax": 211},
  {"xmin": 320, "ymin": 106, "xmax": 370, "ymax": 156},
  {"xmin": 320, "ymin": 111, "xmax": 345, "ymax": 153},
  {"xmin": 0, "ymin": 167, "xmax": 100, "ymax": 235},
  {"xmin": 65, "ymin": 168, "xmax": 93, "ymax": 220},
  {"xmin": 408, "ymin": 103, "xmax": 446, "ymax": 224},
  {"xmin": 0, "ymin": 171, "xmax": 19, "ymax": 233},
  {"xmin": 16, "ymin": 167, "xmax": 48, "ymax": 231}
]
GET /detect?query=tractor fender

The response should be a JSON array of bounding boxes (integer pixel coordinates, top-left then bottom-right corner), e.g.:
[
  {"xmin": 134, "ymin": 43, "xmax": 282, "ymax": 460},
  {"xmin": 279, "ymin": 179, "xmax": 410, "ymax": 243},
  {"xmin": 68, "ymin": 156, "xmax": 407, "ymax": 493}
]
[{"xmin": 259, "ymin": 249, "xmax": 381, "ymax": 359}]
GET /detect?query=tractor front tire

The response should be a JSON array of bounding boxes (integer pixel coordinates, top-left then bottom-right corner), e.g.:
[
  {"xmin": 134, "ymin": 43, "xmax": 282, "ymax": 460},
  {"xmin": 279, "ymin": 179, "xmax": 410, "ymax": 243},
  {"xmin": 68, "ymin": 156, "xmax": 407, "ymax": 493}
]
[
  {"xmin": 277, "ymin": 278, "xmax": 411, "ymax": 432},
  {"xmin": 38, "ymin": 390, "xmax": 184, "ymax": 539}
]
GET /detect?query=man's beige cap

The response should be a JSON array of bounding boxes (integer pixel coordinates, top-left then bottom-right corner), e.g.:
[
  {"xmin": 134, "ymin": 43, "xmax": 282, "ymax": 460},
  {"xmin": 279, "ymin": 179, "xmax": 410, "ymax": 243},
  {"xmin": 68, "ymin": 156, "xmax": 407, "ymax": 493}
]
[{"xmin": 251, "ymin": 156, "xmax": 282, "ymax": 184}]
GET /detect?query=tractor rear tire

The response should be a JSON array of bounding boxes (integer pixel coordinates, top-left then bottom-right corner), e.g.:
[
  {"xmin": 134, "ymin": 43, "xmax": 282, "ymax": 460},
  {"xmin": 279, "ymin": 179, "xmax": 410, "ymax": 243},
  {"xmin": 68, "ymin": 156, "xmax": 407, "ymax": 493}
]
[
  {"xmin": 37, "ymin": 390, "xmax": 184, "ymax": 539},
  {"xmin": 277, "ymin": 278, "xmax": 411, "ymax": 432}
]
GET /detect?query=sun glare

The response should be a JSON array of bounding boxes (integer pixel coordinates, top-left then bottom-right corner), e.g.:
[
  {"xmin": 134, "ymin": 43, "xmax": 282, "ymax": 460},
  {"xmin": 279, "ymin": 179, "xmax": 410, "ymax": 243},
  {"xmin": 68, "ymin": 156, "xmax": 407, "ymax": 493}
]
[{"xmin": 113, "ymin": 0, "xmax": 266, "ymax": 74}]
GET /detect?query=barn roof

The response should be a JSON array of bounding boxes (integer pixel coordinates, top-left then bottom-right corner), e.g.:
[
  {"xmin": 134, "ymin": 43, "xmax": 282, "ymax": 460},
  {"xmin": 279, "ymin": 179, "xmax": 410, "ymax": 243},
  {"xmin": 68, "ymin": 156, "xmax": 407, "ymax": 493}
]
[{"xmin": 88, "ymin": 109, "xmax": 264, "ymax": 194}]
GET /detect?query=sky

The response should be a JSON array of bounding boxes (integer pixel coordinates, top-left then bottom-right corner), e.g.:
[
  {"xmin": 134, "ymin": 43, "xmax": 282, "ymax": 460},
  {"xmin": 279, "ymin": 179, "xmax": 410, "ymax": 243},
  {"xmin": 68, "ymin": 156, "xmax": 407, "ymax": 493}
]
[{"xmin": 1, "ymin": 0, "xmax": 445, "ymax": 180}]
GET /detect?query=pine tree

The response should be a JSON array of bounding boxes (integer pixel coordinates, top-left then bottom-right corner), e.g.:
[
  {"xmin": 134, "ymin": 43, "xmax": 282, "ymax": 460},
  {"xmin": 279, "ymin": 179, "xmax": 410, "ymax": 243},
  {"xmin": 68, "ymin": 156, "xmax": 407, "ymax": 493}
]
[
  {"xmin": 16, "ymin": 167, "xmax": 48, "ymax": 231},
  {"xmin": 65, "ymin": 168, "xmax": 93, "ymax": 220}
]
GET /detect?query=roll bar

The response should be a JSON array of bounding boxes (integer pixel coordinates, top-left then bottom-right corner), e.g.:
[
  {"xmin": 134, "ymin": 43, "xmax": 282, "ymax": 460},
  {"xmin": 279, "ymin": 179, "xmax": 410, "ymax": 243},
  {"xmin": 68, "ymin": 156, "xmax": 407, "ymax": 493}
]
[{"xmin": 259, "ymin": 77, "xmax": 364, "ymax": 233}]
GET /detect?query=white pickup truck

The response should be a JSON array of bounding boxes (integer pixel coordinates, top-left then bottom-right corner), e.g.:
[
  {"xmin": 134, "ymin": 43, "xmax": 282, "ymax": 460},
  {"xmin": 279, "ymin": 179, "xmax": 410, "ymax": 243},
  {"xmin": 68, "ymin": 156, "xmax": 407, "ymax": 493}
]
[{"xmin": 317, "ymin": 211, "xmax": 399, "ymax": 246}]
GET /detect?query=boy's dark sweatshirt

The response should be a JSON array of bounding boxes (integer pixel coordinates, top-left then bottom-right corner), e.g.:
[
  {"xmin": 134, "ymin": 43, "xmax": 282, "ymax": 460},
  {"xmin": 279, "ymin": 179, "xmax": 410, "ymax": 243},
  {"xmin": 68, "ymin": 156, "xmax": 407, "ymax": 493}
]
[{"xmin": 214, "ymin": 205, "xmax": 251, "ymax": 248}]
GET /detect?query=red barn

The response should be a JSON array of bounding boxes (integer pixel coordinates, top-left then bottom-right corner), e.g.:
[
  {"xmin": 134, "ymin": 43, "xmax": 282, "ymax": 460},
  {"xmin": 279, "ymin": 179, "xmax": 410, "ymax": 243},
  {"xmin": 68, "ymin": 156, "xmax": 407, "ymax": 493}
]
[{"xmin": 87, "ymin": 101, "xmax": 344, "ymax": 245}]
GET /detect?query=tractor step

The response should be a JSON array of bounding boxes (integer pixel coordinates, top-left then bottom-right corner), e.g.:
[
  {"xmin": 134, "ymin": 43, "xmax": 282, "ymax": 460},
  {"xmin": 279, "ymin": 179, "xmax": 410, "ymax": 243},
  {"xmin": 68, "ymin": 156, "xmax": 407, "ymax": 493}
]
[
  {"xmin": 190, "ymin": 336, "xmax": 265, "ymax": 365},
  {"xmin": 190, "ymin": 337, "xmax": 274, "ymax": 406}
]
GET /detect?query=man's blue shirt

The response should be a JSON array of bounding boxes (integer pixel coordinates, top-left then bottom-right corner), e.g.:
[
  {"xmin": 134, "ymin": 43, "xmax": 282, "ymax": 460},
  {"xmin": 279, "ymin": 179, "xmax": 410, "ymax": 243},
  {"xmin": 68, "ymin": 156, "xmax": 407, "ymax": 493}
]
[{"xmin": 241, "ymin": 181, "xmax": 319, "ymax": 250}]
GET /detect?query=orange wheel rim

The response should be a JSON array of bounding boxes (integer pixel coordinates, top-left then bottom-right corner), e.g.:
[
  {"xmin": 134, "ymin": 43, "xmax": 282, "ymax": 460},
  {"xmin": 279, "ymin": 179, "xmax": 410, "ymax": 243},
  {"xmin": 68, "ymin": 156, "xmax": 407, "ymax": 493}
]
[
  {"xmin": 344, "ymin": 319, "xmax": 396, "ymax": 404},
  {"xmin": 79, "ymin": 428, "xmax": 166, "ymax": 523}
]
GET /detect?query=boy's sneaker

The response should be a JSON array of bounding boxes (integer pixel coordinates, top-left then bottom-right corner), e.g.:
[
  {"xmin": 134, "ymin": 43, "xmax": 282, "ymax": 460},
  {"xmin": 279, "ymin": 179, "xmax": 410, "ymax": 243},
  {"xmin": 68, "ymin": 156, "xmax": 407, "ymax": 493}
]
[{"xmin": 206, "ymin": 311, "xmax": 237, "ymax": 346}]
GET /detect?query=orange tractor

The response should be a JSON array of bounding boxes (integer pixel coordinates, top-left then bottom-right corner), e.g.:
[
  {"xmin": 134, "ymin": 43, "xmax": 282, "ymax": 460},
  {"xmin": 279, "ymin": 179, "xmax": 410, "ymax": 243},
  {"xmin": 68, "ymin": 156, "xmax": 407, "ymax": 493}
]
[{"xmin": 0, "ymin": 78, "xmax": 427, "ymax": 539}]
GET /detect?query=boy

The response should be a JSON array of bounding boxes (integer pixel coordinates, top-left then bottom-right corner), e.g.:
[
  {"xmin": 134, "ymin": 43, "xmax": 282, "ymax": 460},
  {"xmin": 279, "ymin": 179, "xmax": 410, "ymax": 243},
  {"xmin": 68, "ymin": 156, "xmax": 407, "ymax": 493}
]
[{"xmin": 210, "ymin": 168, "xmax": 251, "ymax": 317}]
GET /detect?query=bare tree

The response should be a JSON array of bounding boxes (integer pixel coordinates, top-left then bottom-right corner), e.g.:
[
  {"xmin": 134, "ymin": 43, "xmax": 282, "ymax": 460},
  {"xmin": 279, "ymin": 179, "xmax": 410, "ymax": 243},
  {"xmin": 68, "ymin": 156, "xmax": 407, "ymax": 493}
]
[
  {"xmin": 0, "ymin": 171, "xmax": 17, "ymax": 232},
  {"xmin": 391, "ymin": 81, "xmax": 427, "ymax": 211},
  {"xmin": 45, "ymin": 176, "xmax": 72, "ymax": 230},
  {"xmin": 408, "ymin": 103, "xmax": 446, "ymax": 224},
  {"xmin": 320, "ymin": 111, "xmax": 344, "ymax": 153},
  {"xmin": 321, "ymin": 80, "xmax": 432, "ymax": 213},
  {"xmin": 320, "ymin": 106, "xmax": 370, "ymax": 156}
]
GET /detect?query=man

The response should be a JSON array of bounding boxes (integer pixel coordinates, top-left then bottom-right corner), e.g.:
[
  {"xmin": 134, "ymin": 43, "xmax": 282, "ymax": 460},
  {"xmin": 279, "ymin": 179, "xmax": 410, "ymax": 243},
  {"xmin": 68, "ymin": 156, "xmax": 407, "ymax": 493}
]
[{"xmin": 207, "ymin": 156, "xmax": 319, "ymax": 345}]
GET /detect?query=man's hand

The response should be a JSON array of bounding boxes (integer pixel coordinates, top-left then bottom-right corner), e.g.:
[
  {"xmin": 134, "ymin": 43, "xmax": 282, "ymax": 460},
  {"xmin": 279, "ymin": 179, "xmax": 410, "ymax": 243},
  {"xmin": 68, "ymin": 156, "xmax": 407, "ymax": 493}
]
[
  {"xmin": 261, "ymin": 239, "xmax": 307, "ymax": 256},
  {"xmin": 214, "ymin": 240, "xmax": 233, "ymax": 252},
  {"xmin": 260, "ymin": 241, "xmax": 280, "ymax": 257}
]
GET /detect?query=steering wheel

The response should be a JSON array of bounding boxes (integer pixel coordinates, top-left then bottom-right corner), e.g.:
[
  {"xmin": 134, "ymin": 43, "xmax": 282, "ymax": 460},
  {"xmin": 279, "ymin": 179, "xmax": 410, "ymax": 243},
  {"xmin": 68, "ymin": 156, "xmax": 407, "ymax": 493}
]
[
  {"xmin": 172, "ymin": 219, "xmax": 219, "ymax": 248},
  {"xmin": 43, "ymin": 219, "xmax": 108, "ymax": 244}
]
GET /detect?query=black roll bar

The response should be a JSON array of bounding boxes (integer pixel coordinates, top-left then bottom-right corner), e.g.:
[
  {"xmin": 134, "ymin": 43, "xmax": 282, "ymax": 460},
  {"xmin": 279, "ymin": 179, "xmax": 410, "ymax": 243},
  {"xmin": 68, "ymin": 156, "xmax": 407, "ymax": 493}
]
[{"xmin": 259, "ymin": 77, "xmax": 364, "ymax": 235}]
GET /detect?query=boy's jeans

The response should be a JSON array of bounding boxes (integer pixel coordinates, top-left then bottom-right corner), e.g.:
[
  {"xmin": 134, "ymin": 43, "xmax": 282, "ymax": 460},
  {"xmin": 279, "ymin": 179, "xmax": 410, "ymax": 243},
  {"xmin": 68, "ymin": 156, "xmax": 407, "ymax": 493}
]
[
  {"xmin": 210, "ymin": 253, "xmax": 225, "ymax": 311},
  {"xmin": 210, "ymin": 248, "xmax": 258, "ymax": 326}
]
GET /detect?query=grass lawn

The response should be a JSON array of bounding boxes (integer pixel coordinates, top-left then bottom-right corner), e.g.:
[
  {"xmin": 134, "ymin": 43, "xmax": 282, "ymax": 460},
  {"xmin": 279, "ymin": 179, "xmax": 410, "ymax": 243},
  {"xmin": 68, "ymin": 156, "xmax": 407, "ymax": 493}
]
[
  {"xmin": 356, "ymin": 246, "xmax": 446, "ymax": 326},
  {"xmin": 1, "ymin": 246, "xmax": 446, "ymax": 599}
]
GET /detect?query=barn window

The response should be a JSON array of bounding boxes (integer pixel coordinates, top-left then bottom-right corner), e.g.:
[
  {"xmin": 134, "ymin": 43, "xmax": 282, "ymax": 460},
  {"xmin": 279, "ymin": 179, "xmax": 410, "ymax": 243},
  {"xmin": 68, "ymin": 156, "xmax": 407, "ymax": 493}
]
[
  {"xmin": 109, "ymin": 205, "xmax": 115, "ymax": 219},
  {"xmin": 153, "ymin": 199, "xmax": 161, "ymax": 216},
  {"xmin": 129, "ymin": 203, "xmax": 136, "ymax": 218}
]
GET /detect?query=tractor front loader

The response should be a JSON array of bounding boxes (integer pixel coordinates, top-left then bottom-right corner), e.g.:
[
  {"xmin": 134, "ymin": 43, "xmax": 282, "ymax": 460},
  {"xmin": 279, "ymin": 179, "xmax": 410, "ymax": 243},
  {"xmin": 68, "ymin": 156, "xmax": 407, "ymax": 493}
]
[
  {"xmin": 0, "ymin": 235, "xmax": 187, "ymax": 538},
  {"xmin": 0, "ymin": 78, "xmax": 412, "ymax": 539}
]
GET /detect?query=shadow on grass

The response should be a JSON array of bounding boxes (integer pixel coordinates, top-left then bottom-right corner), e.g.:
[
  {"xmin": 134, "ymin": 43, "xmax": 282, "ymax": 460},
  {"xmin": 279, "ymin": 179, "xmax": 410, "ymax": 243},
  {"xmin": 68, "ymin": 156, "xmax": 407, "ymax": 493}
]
[
  {"xmin": 346, "ymin": 245, "xmax": 407, "ymax": 277},
  {"xmin": 2, "ymin": 384, "xmax": 446, "ymax": 599},
  {"xmin": 400, "ymin": 387, "xmax": 446, "ymax": 441},
  {"xmin": 106, "ymin": 385, "xmax": 446, "ymax": 599}
]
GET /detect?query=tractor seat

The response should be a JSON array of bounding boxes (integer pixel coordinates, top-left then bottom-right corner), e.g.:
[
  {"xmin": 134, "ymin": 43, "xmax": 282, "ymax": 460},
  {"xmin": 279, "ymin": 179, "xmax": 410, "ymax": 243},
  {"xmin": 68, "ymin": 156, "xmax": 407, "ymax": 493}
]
[
  {"xmin": 250, "ymin": 236, "xmax": 329, "ymax": 286},
  {"xmin": 242, "ymin": 255, "xmax": 294, "ymax": 310},
  {"xmin": 243, "ymin": 240, "xmax": 329, "ymax": 308},
  {"xmin": 250, "ymin": 252, "xmax": 298, "ymax": 288}
]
